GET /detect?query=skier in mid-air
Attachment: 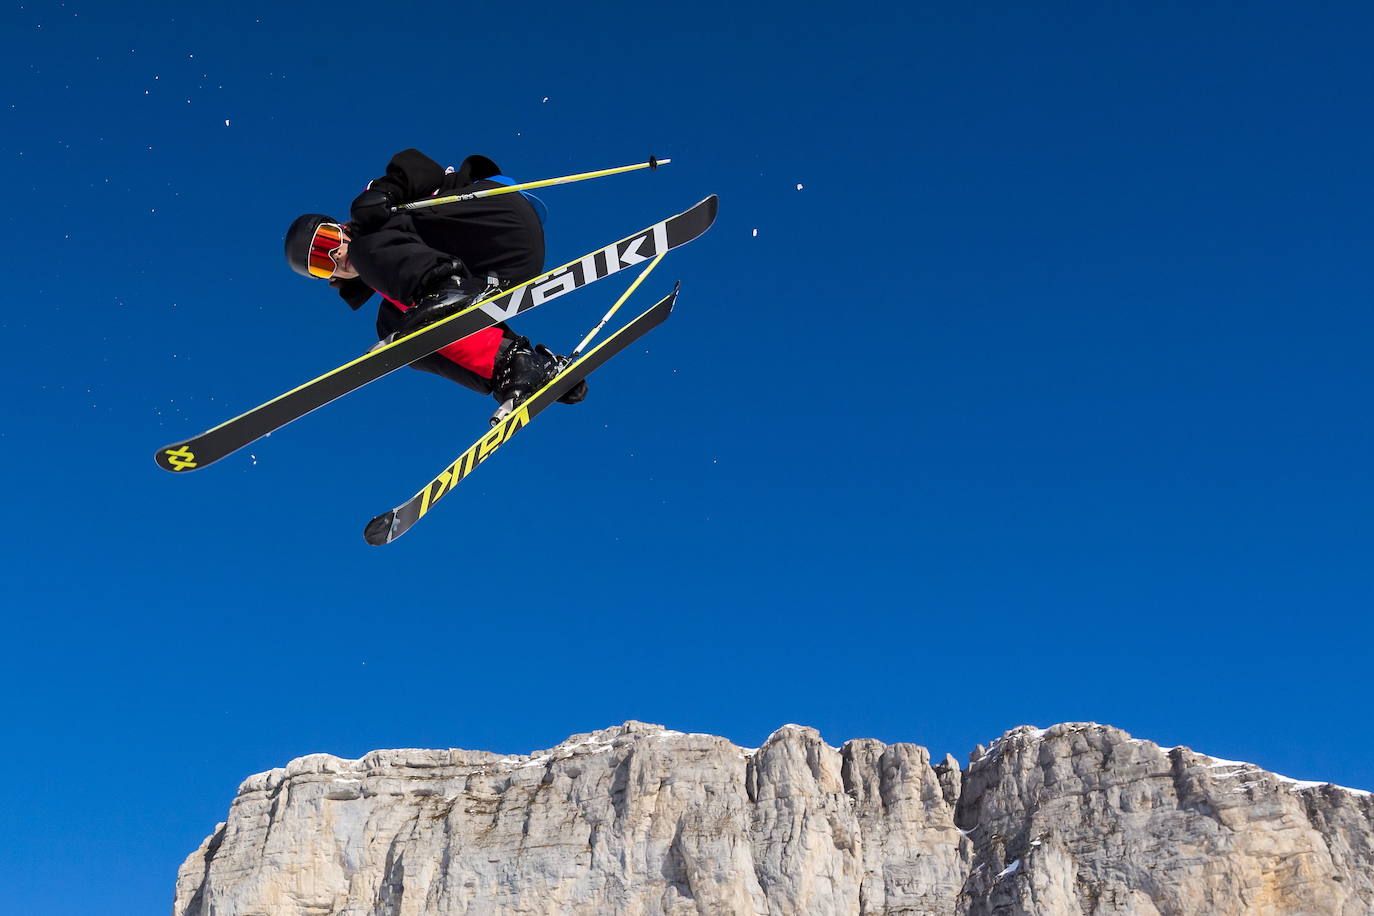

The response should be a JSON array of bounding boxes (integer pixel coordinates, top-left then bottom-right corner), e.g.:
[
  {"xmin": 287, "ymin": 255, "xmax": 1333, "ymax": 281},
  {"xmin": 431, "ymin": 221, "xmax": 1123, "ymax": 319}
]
[
  {"xmin": 284, "ymin": 148, "xmax": 586, "ymax": 409},
  {"xmin": 159, "ymin": 154, "xmax": 716, "ymax": 538}
]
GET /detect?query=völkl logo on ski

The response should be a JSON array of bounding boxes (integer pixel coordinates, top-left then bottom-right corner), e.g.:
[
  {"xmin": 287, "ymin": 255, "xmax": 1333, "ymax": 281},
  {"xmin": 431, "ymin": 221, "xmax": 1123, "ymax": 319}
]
[
  {"xmin": 420, "ymin": 406, "xmax": 531, "ymax": 514},
  {"xmin": 477, "ymin": 222, "xmax": 668, "ymax": 323}
]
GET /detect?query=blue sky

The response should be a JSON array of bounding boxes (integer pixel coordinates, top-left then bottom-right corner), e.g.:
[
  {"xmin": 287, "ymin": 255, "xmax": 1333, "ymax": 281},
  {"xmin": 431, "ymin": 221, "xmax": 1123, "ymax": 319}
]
[{"xmin": 2, "ymin": 1, "xmax": 1371, "ymax": 912}]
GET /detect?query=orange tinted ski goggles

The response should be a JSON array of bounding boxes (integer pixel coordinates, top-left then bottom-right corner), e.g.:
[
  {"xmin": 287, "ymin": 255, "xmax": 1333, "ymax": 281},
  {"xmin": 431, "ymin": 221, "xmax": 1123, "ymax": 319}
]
[{"xmin": 306, "ymin": 222, "xmax": 345, "ymax": 279}]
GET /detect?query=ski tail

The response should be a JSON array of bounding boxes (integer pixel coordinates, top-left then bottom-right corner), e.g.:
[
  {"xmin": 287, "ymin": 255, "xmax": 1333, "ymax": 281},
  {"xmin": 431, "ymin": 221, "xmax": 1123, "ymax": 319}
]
[{"xmin": 364, "ymin": 284, "xmax": 679, "ymax": 545}]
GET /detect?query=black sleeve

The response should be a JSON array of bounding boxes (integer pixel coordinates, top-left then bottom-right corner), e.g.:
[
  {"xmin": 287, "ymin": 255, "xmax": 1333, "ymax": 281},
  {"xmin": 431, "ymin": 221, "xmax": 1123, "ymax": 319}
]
[
  {"xmin": 445, "ymin": 154, "xmax": 502, "ymax": 187},
  {"xmin": 346, "ymin": 212, "xmax": 466, "ymax": 305},
  {"xmin": 329, "ymin": 276, "xmax": 375, "ymax": 310},
  {"xmin": 345, "ymin": 150, "xmax": 457, "ymax": 303},
  {"xmin": 365, "ymin": 149, "xmax": 447, "ymax": 203}
]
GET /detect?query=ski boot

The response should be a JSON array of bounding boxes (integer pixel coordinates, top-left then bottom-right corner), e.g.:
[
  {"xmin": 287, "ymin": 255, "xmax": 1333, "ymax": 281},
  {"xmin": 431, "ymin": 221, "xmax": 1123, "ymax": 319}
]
[
  {"xmin": 488, "ymin": 335, "xmax": 587, "ymax": 426},
  {"xmin": 379, "ymin": 273, "xmax": 504, "ymax": 346}
]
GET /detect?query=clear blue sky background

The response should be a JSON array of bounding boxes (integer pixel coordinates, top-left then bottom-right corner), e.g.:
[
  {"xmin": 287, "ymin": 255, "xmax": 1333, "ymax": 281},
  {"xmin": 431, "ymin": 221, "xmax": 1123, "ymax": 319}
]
[{"xmin": 2, "ymin": 1, "xmax": 1371, "ymax": 912}]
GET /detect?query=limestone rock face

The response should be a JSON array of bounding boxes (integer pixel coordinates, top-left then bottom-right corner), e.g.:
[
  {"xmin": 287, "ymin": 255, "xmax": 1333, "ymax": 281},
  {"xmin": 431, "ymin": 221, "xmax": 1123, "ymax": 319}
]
[
  {"xmin": 174, "ymin": 721, "xmax": 1373, "ymax": 915},
  {"xmin": 955, "ymin": 724, "xmax": 1374, "ymax": 916}
]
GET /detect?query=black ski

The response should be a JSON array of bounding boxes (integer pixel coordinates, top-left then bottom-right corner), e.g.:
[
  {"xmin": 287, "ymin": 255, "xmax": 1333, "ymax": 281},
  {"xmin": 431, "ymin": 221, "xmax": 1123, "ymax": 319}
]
[
  {"xmin": 155, "ymin": 196, "xmax": 717, "ymax": 473},
  {"xmin": 364, "ymin": 285, "xmax": 679, "ymax": 545}
]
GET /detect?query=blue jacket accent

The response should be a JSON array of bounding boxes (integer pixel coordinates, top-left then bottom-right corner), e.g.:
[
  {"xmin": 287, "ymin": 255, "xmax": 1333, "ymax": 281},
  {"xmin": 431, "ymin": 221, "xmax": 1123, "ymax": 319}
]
[{"xmin": 487, "ymin": 175, "xmax": 548, "ymax": 226}]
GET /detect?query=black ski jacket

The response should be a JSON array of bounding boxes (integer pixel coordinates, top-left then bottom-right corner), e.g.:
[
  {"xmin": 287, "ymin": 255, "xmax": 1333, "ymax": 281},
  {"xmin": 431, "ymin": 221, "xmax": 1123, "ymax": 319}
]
[{"xmin": 336, "ymin": 149, "xmax": 546, "ymax": 309}]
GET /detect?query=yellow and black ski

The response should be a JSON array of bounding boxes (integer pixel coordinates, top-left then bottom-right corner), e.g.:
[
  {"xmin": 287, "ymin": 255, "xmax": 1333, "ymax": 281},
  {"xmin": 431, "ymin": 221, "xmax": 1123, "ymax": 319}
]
[
  {"xmin": 364, "ymin": 285, "xmax": 679, "ymax": 545},
  {"xmin": 155, "ymin": 196, "xmax": 717, "ymax": 474}
]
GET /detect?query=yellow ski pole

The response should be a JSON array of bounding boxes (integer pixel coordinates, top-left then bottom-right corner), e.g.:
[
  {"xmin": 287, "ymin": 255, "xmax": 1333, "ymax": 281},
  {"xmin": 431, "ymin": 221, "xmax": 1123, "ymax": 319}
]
[
  {"xmin": 395, "ymin": 157, "xmax": 669, "ymax": 212},
  {"xmin": 571, "ymin": 251, "xmax": 666, "ymax": 358}
]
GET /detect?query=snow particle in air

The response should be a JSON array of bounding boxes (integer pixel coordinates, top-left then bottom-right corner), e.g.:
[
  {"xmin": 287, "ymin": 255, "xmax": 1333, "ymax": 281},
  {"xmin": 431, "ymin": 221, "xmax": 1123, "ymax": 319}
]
[
  {"xmin": 796, "ymin": 183, "xmax": 804, "ymax": 190},
  {"xmin": 752, "ymin": 228, "xmax": 758, "ymax": 237}
]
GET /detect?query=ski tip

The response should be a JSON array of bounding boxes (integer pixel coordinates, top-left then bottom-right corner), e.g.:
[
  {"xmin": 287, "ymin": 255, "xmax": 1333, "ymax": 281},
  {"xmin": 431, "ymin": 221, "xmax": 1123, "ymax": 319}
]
[
  {"xmin": 155, "ymin": 443, "xmax": 202, "ymax": 473},
  {"xmin": 363, "ymin": 512, "xmax": 398, "ymax": 546},
  {"xmin": 656, "ymin": 283, "xmax": 680, "ymax": 316}
]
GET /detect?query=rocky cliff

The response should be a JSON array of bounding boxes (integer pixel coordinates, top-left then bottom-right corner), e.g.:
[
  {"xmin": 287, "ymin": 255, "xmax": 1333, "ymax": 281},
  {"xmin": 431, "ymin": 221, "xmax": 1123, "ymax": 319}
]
[{"xmin": 173, "ymin": 721, "xmax": 1373, "ymax": 915}]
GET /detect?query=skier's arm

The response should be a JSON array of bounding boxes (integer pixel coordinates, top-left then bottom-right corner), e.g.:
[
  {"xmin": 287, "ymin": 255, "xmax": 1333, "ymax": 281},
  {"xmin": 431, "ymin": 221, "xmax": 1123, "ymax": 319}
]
[
  {"xmin": 367, "ymin": 148, "xmax": 446, "ymax": 203},
  {"xmin": 350, "ymin": 149, "xmax": 447, "ymax": 230},
  {"xmin": 346, "ymin": 214, "xmax": 464, "ymax": 306},
  {"xmin": 344, "ymin": 149, "xmax": 466, "ymax": 302}
]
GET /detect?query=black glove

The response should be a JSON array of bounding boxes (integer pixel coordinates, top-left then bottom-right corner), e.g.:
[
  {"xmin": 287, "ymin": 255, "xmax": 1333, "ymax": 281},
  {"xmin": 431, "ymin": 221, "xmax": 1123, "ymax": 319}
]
[{"xmin": 349, "ymin": 188, "xmax": 394, "ymax": 232}]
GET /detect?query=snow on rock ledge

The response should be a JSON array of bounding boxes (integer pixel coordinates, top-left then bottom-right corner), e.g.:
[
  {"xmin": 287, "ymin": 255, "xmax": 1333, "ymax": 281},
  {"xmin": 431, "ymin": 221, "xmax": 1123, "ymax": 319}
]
[{"xmin": 174, "ymin": 721, "xmax": 1374, "ymax": 915}]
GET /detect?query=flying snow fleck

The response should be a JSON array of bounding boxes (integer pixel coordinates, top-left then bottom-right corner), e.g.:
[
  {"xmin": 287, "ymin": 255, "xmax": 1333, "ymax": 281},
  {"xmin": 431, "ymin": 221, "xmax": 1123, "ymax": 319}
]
[
  {"xmin": 796, "ymin": 183, "xmax": 804, "ymax": 191},
  {"xmin": 542, "ymin": 96, "xmax": 549, "ymax": 103},
  {"xmin": 225, "ymin": 119, "xmax": 230, "ymax": 126},
  {"xmin": 752, "ymin": 228, "xmax": 758, "ymax": 237}
]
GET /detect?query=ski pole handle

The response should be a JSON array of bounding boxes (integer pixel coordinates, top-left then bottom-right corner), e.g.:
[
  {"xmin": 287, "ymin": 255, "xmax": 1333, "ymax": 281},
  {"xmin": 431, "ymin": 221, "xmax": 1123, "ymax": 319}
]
[{"xmin": 394, "ymin": 157, "xmax": 670, "ymax": 213}]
